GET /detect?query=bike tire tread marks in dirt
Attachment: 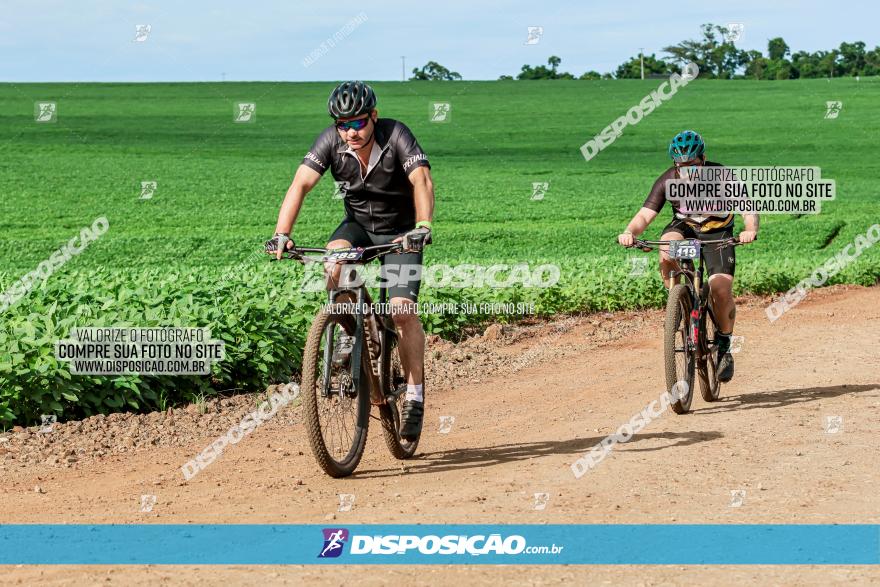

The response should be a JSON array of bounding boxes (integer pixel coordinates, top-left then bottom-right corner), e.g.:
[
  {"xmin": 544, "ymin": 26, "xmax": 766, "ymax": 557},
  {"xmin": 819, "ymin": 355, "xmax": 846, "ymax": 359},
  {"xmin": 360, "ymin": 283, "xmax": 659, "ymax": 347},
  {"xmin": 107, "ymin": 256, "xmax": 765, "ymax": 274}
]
[
  {"xmin": 665, "ymin": 283, "xmax": 695, "ymax": 414},
  {"xmin": 301, "ymin": 307, "xmax": 370, "ymax": 478}
]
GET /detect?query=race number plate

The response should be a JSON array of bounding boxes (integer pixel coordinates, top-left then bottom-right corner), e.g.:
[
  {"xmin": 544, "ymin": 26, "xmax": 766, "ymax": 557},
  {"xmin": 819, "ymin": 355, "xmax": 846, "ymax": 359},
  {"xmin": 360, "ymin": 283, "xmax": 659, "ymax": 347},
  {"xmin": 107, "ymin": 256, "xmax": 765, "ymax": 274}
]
[
  {"xmin": 323, "ymin": 248, "xmax": 365, "ymax": 263},
  {"xmin": 668, "ymin": 240, "xmax": 700, "ymax": 260}
]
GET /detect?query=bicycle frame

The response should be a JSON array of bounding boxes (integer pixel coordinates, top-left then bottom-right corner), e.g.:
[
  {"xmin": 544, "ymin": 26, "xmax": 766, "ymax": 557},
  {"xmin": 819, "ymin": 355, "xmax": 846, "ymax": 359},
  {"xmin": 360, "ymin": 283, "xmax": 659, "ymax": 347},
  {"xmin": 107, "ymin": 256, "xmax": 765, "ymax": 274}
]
[
  {"xmin": 282, "ymin": 243, "xmax": 402, "ymax": 406},
  {"xmin": 632, "ymin": 238, "xmax": 739, "ymax": 359},
  {"xmin": 671, "ymin": 256, "xmax": 709, "ymax": 358},
  {"xmin": 278, "ymin": 241, "xmax": 421, "ymax": 475}
]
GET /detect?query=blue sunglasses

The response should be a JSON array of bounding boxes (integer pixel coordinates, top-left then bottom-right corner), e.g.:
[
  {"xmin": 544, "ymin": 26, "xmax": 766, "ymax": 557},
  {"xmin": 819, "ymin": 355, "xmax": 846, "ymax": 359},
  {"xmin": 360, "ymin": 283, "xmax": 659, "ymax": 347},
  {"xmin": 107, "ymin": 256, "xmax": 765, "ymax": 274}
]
[{"xmin": 335, "ymin": 116, "xmax": 370, "ymax": 131}]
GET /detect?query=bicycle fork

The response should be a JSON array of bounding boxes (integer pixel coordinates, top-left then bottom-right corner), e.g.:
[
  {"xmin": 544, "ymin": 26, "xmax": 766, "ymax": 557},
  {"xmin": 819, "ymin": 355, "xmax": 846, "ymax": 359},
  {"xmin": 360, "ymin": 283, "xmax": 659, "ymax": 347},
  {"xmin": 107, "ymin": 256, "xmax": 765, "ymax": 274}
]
[{"xmin": 328, "ymin": 288, "xmax": 385, "ymax": 407}]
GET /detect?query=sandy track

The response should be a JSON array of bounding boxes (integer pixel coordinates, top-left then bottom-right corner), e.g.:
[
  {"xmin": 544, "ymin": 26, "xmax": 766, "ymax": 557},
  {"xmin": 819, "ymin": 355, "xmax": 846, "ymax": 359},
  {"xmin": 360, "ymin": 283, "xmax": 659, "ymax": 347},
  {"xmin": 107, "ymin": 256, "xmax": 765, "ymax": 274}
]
[{"xmin": 3, "ymin": 285, "xmax": 879, "ymax": 585}]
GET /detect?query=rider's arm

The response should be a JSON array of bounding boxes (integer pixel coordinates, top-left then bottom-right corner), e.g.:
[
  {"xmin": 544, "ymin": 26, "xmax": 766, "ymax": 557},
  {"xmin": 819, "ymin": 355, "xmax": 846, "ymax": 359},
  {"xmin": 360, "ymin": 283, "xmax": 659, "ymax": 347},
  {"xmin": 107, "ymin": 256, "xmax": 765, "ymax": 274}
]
[
  {"xmin": 394, "ymin": 121, "xmax": 433, "ymax": 224},
  {"xmin": 620, "ymin": 170, "xmax": 670, "ymax": 240},
  {"xmin": 274, "ymin": 164, "xmax": 323, "ymax": 235},
  {"xmin": 275, "ymin": 128, "xmax": 336, "ymax": 235},
  {"xmin": 743, "ymin": 213, "xmax": 759, "ymax": 232},
  {"xmin": 624, "ymin": 207, "xmax": 659, "ymax": 237},
  {"xmin": 739, "ymin": 213, "xmax": 759, "ymax": 243},
  {"xmin": 408, "ymin": 166, "xmax": 434, "ymax": 224}
]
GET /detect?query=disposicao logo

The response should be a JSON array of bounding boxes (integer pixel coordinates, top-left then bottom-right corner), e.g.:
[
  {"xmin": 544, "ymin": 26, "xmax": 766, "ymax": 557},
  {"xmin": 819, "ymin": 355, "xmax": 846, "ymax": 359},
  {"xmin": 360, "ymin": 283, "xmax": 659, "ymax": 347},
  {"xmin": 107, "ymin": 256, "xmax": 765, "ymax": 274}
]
[{"xmin": 318, "ymin": 528, "xmax": 349, "ymax": 558}]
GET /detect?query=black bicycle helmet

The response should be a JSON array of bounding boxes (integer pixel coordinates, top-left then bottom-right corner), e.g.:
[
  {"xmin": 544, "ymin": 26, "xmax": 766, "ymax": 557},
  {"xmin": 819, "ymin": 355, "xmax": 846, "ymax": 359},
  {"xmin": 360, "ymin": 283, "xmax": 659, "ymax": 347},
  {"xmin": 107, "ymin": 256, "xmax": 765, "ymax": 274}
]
[{"xmin": 327, "ymin": 81, "xmax": 377, "ymax": 119}]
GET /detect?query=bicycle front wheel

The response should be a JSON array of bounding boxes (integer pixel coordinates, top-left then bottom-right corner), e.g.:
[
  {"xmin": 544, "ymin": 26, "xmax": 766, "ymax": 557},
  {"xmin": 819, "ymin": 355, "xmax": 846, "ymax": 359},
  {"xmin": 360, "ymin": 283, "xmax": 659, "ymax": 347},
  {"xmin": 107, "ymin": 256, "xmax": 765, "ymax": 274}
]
[
  {"xmin": 664, "ymin": 284, "xmax": 695, "ymax": 414},
  {"xmin": 698, "ymin": 305, "xmax": 722, "ymax": 402},
  {"xmin": 301, "ymin": 306, "xmax": 370, "ymax": 478}
]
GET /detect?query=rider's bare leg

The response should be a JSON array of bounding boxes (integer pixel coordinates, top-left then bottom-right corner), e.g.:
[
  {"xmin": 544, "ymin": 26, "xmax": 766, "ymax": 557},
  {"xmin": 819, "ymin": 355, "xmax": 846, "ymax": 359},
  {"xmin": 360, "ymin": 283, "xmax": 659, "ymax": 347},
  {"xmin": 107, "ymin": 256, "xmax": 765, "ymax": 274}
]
[
  {"xmin": 393, "ymin": 295, "xmax": 425, "ymax": 439},
  {"xmin": 658, "ymin": 231, "xmax": 684, "ymax": 287},
  {"xmin": 390, "ymin": 296, "xmax": 424, "ymax": 386},
  {"xmin": 709, "ymin": 273, "xmax": 735, "ymax": 333},
  {"xmin": 710, "ymin": 273, "xmax": 737, "ymax": 382},
  {"xmin": 325, "ymin": 239, "xmax": 354, "ymax": 302}
]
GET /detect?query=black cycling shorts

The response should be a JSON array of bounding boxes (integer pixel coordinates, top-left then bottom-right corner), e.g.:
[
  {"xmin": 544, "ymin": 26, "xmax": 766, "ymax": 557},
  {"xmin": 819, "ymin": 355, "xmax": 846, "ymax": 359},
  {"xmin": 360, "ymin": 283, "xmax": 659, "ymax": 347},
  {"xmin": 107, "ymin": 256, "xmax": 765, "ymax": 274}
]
[
  {"xmin": 329, "ymin": 219, "xmax": 422, "ymax": 302},
  {"xmin": 660, "ymin": 218, "xmax": 735, "ymax": 277}
]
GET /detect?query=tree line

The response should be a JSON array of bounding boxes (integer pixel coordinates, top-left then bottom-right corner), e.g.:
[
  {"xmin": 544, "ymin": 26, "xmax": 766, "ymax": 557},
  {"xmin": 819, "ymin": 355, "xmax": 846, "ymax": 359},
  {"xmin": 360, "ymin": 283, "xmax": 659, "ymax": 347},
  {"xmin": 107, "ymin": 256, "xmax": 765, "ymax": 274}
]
[{"xmin": 409, "ymin": 24, "xmax": 880, "ymax": 80}]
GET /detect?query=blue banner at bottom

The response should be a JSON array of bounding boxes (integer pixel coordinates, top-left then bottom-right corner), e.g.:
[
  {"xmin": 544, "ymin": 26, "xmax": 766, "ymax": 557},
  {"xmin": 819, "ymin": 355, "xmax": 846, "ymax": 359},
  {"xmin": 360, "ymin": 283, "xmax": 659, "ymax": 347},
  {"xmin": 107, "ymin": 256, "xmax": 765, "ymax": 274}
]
[{"xmin": 1, "ymin": 525, "xmax": 878, "ymax": 565}]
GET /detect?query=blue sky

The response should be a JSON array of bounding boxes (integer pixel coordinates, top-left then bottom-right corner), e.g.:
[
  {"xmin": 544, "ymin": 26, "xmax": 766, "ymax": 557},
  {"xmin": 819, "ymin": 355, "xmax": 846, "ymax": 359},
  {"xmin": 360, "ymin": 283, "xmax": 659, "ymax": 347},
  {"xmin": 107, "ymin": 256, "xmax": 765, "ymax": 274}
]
[{"xmin": 1, "ymin": 0, "xmax": 876, "ymax": 82}]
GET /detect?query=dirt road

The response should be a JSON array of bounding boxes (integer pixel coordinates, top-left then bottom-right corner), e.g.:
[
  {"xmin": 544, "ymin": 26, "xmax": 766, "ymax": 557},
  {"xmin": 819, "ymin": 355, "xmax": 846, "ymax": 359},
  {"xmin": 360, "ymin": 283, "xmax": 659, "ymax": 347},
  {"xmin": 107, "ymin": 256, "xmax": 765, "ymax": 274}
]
[{"xmin": 3, "ymin": 285, "xmax": 879, "ymax": 585}]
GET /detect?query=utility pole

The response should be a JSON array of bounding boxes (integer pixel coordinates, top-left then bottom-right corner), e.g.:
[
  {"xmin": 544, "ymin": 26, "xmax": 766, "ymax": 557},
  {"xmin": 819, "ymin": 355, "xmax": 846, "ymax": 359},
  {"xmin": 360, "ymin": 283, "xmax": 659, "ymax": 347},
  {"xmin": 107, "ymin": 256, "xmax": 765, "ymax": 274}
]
[
  {"xmin": 221, "ymin": 72, "xmax": 226, "ymax": 82},
  {"xmin": 401, "ymin": 56, "xmax": 405, "ymax": 81},
  {"xmin": 639, "ymin": 48, "xmax": 645, "ymax": 80}
]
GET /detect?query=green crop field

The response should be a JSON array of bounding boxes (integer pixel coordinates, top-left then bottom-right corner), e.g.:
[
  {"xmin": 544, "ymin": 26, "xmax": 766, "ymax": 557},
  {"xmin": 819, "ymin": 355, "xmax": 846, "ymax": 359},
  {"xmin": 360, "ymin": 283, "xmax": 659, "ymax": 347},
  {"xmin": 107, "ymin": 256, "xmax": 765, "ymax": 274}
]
[{"xmin": 1, "ymin": 79, "xmax": 878, "ymax": 426}]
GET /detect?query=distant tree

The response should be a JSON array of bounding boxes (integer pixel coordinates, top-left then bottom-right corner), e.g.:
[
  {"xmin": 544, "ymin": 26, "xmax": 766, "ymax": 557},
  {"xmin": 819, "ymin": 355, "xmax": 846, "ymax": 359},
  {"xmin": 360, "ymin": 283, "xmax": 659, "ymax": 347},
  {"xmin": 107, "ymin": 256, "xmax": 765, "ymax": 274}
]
[
  {"xmin": 741, "ymin": 37, "xmax": 869, "ymax": 79},
  {"xmin": 838, "ymin": 41, "xmax": 867, "ymax": 75},
  {"xmin": 662, "ymin": 35, "xmax": 706, "ymax": 73},
  {"xmin": 819, "ymin": 50, "xmax": 843, "ymax": 77},
  {"xmin": 767, "ymin": 37, "xmax": 790, "ymax": 61},
  {"xmin": 787, "ymin": 49, "xmax": 843, "ymax": 78},
  {"xmin": 410, "ymin": 61, "xmax": 462, "ymax": 81},
  {"xmin": 614, "ymin": 53, "xmax": 673, "ymax": 78},
  {"xmin": 791, "ymin": 50, "xmax": 819, "ymax": 78},
  {"xmin": 769, "ymin": 59, "xmax": 794, "ymax": 80},
  {"xmin": 710, "ymin": 41, "xmax": 748, "ymax": 79},
  {"xmin": 517, "ymin": 62, "xmax": 551, "ymax": 80},
  {"xmin": 516, "ymin": 55, "xmax": 575, "ymax": 80},
  {"xmin": 498, "ymin": 74, "xmax": 514, "ymax": 80},
  {"xmin": 741, "ymin": 40, "xmax": 794, "ymax": 80},
  {"xmin": 743, "ymin": 50, "xmax": 769, "ymax": 79},
  {"xmin": 497, "ymin": 34, "xmax": 879, "ymax": 81},
  {"xmin": 663, "ymin": 23, "xmax": 747, "ymax": 79},
  {"xmin": 864, "ymin": 46, "xmax": 880, "ymax": 76}
]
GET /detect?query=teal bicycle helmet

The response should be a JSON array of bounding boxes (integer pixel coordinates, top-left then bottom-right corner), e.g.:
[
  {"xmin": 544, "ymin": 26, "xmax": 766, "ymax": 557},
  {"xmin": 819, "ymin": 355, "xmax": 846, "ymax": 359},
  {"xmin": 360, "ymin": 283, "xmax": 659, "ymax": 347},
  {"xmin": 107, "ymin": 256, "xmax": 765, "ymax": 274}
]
[{"xmin": 668, "ymin": 130, "xmax": 705, "ymax": 162}]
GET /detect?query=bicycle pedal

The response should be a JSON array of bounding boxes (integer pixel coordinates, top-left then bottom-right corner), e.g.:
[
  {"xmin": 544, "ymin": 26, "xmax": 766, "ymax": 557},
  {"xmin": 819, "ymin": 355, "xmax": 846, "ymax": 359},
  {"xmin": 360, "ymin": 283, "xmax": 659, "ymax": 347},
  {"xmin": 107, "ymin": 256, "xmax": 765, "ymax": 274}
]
[
  {"xmin": 387, "ymin": 384, "xmax": 407, "ymax": 399},
  {"xmin": 331, "ymin": 335, "xmax": 355, "ymax": 366}
]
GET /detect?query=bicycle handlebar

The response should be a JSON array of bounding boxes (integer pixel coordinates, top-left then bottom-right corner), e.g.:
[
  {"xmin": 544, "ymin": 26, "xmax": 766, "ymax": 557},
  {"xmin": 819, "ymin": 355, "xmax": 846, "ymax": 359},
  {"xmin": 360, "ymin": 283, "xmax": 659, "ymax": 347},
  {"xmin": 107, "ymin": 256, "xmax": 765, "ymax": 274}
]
[
  {"xmin": 273, "ymin": 242, "xmax": 404, "ymax": 262},
  {"xmin": 627, "ymin": 236, "xmax": 749, "ymax": 251}
]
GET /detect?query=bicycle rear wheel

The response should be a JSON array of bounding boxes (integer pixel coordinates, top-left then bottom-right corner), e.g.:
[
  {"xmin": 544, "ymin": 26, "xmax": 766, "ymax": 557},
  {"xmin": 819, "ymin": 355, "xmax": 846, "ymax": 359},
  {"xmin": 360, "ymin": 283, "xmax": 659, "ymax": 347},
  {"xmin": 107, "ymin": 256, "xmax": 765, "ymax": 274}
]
[
  {"xmin": 698, "ymin": 303, "xmax": 722, "ymax": 402},
  {"xmin": 301, "ymin": 306, "xmax": 370, "ymax": 478},
  {"xmin": 379, "ymin": 334, "xmax": 420, "ymax": 459},
  {"xmin": 664, "ymin": 284, "xmax": 695, "ymax": 414}
]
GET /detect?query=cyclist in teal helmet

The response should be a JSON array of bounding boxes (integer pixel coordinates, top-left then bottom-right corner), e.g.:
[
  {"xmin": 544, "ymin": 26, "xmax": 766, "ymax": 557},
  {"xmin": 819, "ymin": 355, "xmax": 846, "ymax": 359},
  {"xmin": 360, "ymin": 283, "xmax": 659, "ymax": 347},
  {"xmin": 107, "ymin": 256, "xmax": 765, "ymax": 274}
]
[
  {"xmin": 618, "ymin": 130, "xmax": 759, "ymax": 383},
  {"xmin": 668, "ymin": 129, "xmax": 705, "ymax": 162}
]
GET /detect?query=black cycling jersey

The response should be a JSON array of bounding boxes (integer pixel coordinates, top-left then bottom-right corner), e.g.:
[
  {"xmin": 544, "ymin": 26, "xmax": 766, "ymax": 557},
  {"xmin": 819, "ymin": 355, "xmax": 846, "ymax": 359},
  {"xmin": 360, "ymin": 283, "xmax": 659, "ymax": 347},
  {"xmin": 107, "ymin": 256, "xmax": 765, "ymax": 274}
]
[
  {"xmin": 643, "ymin": 160, "xmax": 734, "ymax": 232},
  {"xmin": 301, "ymin": 118, "xmax": 430, "ymax": 234}
]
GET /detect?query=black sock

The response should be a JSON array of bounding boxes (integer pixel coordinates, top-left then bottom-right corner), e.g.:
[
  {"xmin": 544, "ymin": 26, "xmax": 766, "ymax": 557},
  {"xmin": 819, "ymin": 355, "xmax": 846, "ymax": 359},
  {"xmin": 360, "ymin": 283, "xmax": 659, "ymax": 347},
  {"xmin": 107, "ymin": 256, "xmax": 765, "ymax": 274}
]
[{"xmin": 717, "ymin": 331, "xmax": 732, "ymax": 354}]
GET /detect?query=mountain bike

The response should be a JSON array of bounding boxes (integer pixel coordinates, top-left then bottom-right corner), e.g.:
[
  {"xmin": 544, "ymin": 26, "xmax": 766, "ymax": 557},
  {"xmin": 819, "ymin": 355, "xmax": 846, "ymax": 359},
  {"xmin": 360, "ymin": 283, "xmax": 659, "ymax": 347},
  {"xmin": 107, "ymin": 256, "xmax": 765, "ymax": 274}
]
[
  {"xmin": 278, "ymin": 243, "xmax": 419, "ymax": 477},
  {"xmin": 628, "ymin": 237, "xmax": 745, "ymax": 414}
]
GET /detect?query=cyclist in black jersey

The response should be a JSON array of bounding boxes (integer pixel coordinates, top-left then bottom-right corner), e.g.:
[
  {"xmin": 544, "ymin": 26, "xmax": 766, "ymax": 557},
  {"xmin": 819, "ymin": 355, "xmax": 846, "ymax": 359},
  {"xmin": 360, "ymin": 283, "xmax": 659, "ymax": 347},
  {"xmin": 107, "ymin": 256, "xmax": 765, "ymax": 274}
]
[
  {"xmin": 617, "ymin": 131, "xmax": 758, "ymax": 383},
  {"xmin": 267, "ymin": 81, "xmax": 435, "ymax": 440}
]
